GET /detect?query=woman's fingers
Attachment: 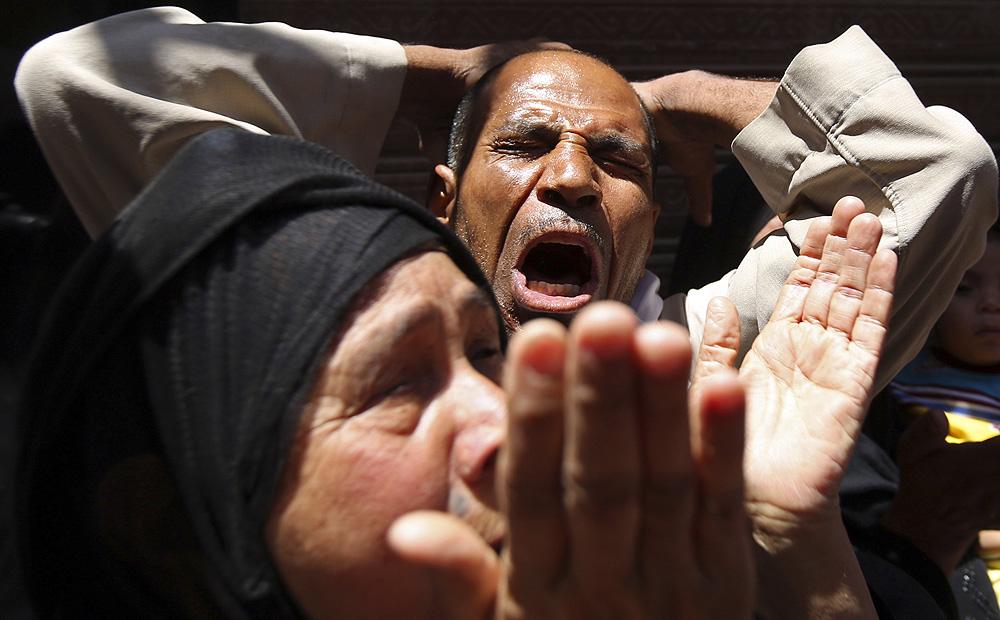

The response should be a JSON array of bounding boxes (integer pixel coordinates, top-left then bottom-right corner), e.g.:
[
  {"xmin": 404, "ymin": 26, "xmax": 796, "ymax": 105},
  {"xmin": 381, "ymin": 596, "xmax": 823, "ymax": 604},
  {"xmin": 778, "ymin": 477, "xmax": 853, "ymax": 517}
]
[
  {"xmin": 388, "ymin": 511, "xmax": 500, "ymax": 620},
  {"xmin": 633, "ymin": 320, "xmax": 699, "ymax": 596},
  {"xmin": 500, "ymin": 302, "xmax": 754, "ymax": 619},
  {"xmin": 500, "ymin": 319, "xmax": 570, "ymax": 595},
  {"xmin": 563, "ymin": 303, "xmax": 642, "ymax": 595},
  {"xmin": 692, "ymin": 370, "xmax": 755, "ymax": 616}
]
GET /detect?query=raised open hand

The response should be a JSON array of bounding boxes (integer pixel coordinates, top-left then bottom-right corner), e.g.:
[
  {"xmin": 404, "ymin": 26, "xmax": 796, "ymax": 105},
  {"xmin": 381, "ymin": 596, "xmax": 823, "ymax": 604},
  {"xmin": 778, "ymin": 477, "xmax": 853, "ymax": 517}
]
[
  {"xmin": 496, "ymin": 304, "xmax": 753, "ymax": 619},
  {"xmin": 390, "ymin": 303, "xmax": 755, "ymax": 619},
  {"xmin": 735, "ymin": 196, "xmax": 896, "ymax": 530},
  {"xmin": 688, "ymin": 196, "xmax": 892, "ymax": 620}
]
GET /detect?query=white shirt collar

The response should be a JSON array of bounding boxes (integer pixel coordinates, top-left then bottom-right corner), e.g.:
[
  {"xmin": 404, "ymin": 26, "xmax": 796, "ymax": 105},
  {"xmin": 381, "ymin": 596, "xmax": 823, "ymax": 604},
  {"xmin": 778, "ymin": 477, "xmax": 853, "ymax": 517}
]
[{"xmin": 629, "ymin": 269, "xmax": 663, "ymax": 322}]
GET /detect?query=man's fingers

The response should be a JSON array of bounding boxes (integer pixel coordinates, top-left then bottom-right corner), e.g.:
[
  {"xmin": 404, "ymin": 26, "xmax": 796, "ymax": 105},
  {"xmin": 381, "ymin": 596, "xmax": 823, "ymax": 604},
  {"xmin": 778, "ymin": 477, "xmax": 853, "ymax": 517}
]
[
  {"xmin": 851, "ymin": 248, "xmax": 896, "ymax": 357},
  {"xmin": 799, "ymin": 198, "xmax": 862, "ymax": 327},
  {"xmin": 501, "ymin": 319, "xmax": 569, "ymax": 589},
  {"xmin": 829, "ymin": 195, "xmax": 867, "ymax": 230},
  {"xmin": 770, "ymin": 215, "xmax": 830, "ymax": 323},
  {"xmin": 388, "ymin": 511, "xmax": 499, "ymax": 620},
  {"xmin": 821, "ymin": 210, "xmax": 882, "ymax": 336},
  {"xmin": 563, "ymin": 302, "xmax": 642, "ymax": 589}
]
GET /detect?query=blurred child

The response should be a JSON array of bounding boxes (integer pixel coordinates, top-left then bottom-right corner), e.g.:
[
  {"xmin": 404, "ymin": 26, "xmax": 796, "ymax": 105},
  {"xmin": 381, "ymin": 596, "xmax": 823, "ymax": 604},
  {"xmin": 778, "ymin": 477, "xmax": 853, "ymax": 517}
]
[{"xmin": 889, "ymin": 223, "xmax": 1000, "ymax": 602}]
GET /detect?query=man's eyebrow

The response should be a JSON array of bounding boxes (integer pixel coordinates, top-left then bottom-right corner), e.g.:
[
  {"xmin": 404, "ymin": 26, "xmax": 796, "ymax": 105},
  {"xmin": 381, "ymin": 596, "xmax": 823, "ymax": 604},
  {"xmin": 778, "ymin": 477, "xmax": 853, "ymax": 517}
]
[
  {"xmin": 491, "ymin": 117, "xmax": 650, "ymax": 162},
  {"xmin": 589, "ymin": 132, "xmax": 651, "ymax": 162},
  {"xmin": 492, "ymin": 117, "xmax": 559, "ymax": 140}
]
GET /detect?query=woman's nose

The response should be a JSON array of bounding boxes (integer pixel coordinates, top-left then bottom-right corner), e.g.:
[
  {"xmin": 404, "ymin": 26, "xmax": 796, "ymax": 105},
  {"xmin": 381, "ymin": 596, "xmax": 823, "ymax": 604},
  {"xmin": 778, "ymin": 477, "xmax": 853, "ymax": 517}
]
[{"xmin": 449, "ymin": 368, "xmax": 506, "ymax": 490}]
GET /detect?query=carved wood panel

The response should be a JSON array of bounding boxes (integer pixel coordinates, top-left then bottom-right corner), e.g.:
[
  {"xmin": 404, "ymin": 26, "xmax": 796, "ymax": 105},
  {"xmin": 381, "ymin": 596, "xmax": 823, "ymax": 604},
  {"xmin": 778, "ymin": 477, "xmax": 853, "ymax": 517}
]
[{"xmin": 242, "ymin": 0, "xmax": 1000, "ymax": 284}]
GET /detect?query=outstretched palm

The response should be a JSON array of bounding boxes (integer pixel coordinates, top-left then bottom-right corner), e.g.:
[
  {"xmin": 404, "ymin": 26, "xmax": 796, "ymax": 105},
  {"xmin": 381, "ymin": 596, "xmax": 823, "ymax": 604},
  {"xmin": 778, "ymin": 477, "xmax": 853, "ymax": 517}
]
[
  {"xmin": 696, "ymin": 197, "xmax": 897, "ymax": 531},
  {"xmin": 743, "ymin": 198, "xmax": 896, "ymax": 526}
]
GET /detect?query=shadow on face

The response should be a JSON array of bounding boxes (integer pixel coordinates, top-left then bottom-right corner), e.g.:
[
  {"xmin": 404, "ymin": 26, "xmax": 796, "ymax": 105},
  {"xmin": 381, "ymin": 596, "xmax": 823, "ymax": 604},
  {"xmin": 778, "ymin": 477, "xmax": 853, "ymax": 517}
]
[
  {"xmin": 264, "ymin": 250, "xmax": 507, "ymax": 620},
  {"xmin": 96, "ymin": 251, "xmax": 508, "ymax": 620}
]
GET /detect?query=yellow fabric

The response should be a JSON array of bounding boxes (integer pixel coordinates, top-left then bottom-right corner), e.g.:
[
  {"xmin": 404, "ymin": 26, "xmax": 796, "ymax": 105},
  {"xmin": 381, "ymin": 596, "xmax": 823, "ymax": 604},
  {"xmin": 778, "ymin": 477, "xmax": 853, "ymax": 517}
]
[
  {"xmin": 945, "ymin": 412, "xmax": 1000, "ymax": 443},
  {"xmin": 908, "ymin": 406, "xmax": 1000, "ymax": 595},
  {"xmin": 984, "ymin": 552, "xmax": 1000, "ymax": 603},
  {"xmin": 942, "ymin": 411, "xmax": 1000, "ymax": 596}
]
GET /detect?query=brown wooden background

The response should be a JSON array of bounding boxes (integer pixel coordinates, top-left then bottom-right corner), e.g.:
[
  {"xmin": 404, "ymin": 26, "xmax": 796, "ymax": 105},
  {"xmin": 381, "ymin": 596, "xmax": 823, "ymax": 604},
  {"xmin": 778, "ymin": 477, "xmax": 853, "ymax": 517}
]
[{"xmin": 242, "ymin": 0, "xmax": 1000, "ymax": 285}]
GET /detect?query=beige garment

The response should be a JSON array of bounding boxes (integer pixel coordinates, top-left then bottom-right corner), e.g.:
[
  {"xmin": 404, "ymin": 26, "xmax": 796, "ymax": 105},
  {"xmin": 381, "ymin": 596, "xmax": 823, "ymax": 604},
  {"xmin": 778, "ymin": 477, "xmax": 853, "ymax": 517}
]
[
  {"xmin": 15, "ymin": 6, "xmax": 408, "ymax": 238},
  {"xmin": 681, "ymin": 25, "xmax": 998, "ymax": 391},
  {"xmin": 15, "ymin": 11, "xmax": 999, "ymax": 392}
]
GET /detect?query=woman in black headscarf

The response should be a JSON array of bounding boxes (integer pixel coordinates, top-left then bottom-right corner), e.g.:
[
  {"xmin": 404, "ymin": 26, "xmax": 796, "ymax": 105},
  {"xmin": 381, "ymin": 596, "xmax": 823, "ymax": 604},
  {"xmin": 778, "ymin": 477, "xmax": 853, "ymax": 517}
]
[{"xmin": 15, "ymin": 128, "xmax": 509, "ymax": 620}]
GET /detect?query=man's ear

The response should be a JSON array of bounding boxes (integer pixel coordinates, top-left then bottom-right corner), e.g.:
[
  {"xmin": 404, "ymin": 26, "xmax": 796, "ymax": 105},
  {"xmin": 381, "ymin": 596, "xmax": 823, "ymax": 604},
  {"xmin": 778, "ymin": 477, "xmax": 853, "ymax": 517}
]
[
  {"xmin": 644, "ymin": 201, "xmax": 662, "ymax": 261},
  {"xmin": 428, "ymin": 164, "xmax": 458, "ymax": 224}
]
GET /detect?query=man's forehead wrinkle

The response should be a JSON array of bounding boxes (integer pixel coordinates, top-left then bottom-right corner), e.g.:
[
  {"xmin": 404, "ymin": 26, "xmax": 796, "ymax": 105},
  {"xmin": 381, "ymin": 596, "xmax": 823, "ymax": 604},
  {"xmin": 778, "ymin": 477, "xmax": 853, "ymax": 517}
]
[
  {"xmin": 488, "ymin": 109, "xmax": 650, "ymax": 163},
  {"xmin": 491, "ymin": 104, "xmax": 639, "ymax": 136}
]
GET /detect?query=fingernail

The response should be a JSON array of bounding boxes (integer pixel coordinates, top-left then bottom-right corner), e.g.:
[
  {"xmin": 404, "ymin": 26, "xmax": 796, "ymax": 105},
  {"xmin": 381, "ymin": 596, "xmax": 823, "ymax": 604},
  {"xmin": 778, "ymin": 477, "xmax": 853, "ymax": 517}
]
[{"xmin": 520, "ymin": 336, "xmax": 564, "ymax": 377}]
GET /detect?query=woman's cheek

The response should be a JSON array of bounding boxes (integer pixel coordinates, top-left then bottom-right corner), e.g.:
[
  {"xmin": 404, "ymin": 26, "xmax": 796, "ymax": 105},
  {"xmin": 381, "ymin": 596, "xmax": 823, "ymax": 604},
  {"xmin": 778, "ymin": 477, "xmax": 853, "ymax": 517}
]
[{"xmin": 334, "ymin": 424, "xmax": 454, "ymax": 523}]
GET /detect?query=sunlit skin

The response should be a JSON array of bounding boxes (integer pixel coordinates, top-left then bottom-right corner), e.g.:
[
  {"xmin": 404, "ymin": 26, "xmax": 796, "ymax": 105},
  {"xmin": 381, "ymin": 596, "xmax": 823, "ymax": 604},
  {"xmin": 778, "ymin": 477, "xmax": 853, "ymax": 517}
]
[
  {"xmin": 265, "ymin": 251, "xmax": 507, "ymax": 620},
  {"xmin": 934, "ymin": 237, "xmax": 1000, "ymax": 367},
  {"xmin": 432, "ymin": 51, "xmax": 659, "ymax": 333}
]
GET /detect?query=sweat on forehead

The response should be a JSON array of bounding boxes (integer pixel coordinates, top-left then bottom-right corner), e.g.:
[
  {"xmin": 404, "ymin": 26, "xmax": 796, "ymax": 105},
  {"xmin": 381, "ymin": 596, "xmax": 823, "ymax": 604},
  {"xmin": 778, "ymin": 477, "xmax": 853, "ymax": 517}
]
[{"xmin": 447, "ymin": 48, "xmax": 656, "ymax": 176}]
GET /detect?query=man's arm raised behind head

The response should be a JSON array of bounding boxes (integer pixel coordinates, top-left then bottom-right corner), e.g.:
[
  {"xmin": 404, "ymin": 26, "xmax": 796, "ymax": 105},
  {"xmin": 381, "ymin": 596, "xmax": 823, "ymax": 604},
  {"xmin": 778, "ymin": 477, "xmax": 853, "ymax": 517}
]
[
  {"xmin": 16, "ymin": 7, "xmax": 561, "ymax": 238},
  {"xmin": 15, "ymin": 7, "xmax": 408, "ymax": 237},
  {"xmin": 664, "ymin": 26, "xmax": 997, "ymax": 394}
]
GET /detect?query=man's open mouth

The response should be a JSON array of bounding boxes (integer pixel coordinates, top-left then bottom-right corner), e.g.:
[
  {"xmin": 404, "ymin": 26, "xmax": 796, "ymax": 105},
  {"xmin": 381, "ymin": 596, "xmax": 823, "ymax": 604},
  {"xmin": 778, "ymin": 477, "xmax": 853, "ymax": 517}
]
[{"xmin": 513, "ymin": 234, "xmax": 600, "ymax": 313}]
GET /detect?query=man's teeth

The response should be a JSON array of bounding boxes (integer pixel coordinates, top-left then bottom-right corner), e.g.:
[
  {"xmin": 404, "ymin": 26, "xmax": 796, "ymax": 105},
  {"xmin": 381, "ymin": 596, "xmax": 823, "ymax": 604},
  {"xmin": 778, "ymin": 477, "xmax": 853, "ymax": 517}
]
[{"xmin": 527, "ymin": 280, "xmax": 582, "ymax": 297}]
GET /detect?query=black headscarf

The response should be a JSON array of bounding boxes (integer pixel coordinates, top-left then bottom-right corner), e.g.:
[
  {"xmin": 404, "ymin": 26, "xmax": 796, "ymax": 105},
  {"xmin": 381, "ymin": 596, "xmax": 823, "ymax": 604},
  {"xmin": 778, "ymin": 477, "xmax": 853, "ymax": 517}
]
[{"xmin": 16, "ymin": 128, "xmax": 502, "ymax": 619}]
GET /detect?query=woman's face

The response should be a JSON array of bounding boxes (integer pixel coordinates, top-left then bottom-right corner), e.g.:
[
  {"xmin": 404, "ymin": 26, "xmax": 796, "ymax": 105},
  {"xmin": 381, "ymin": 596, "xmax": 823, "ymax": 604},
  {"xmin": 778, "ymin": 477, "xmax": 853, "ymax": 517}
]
[{"xmin": 265, "ymin": 250, "xmax": 507, "ymax": 620}]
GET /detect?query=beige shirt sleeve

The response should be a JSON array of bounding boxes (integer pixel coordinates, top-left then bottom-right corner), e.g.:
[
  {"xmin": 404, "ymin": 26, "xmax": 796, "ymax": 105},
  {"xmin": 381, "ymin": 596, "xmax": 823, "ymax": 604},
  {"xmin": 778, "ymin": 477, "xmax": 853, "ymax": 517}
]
[
  {"xmin": 682, "ymin": 25, "xmax": 998, "ymax": 392},
  {"xmin": 15, "ymin": 6, "xmax": 408, "ymax": 238}
]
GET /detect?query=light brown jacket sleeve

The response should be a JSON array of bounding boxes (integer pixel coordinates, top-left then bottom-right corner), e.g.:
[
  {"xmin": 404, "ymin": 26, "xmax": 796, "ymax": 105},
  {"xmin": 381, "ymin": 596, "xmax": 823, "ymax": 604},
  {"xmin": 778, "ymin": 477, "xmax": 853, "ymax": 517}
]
[
  {"xmin": 15, "ymin": 6, "xmax": 408, "ymax": 237},
  {"xmin": 682, "ymin": 25, "xmax": 998, "ymax": 392}
]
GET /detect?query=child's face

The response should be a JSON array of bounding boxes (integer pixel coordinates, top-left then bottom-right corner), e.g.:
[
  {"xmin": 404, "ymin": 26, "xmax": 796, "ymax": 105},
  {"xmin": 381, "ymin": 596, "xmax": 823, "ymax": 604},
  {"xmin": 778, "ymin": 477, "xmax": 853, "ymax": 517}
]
[{"xmin": 935, "ymin": 237, "xmax": 1000, "ymax": 366}]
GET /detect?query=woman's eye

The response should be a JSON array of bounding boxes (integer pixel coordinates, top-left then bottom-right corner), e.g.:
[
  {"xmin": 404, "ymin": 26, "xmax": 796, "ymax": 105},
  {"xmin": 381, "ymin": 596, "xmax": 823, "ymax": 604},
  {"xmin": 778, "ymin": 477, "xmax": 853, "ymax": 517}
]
[
  {"xmin": 469, "ymin": 344, "xmax": 504, "ymax": 382},
  {"xmin": 381, "ymin": 382, "xmax": 411, "ymax": 398},
  {"xmin": 362, "ymin": 368, "xmax": 420, "ymax": 409},
  {"xmin": 471, "ymin": 346, "xmax": 501, "ymax": 362}
]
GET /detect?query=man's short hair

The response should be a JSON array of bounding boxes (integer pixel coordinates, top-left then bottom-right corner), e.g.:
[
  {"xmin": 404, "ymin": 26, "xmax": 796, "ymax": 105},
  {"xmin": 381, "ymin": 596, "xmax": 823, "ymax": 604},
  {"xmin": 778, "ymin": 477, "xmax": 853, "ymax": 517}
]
[{"xmin": 446, "ymin": 49, "xmax": 659, "ymax": 180}]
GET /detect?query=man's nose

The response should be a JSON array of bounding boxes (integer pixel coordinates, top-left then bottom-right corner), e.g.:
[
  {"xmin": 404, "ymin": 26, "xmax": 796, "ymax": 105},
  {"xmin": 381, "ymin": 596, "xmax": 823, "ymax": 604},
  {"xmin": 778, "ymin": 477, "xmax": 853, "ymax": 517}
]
[{"xmin": 537, "ymin": 143, "xmax": 601, "ymax": 210}]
